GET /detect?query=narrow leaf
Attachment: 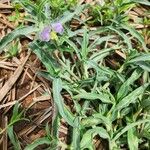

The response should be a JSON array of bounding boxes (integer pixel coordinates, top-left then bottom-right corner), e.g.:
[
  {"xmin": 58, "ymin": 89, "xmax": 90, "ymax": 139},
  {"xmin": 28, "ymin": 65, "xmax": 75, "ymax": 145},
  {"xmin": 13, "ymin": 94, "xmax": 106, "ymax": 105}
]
[
  {"xmin": 128, "ymin": 54, "xmax": 150, "ymax": 63},
  {"xmin": 24, "ymin": 137, "xmax": 51, "ymax": 150},
  {"xmin": 115, "ymin": 83, "xmax": 149, "ymax": 110},
  {"xmin": 131, "ymin": 0, "xmax": 150, "ymax": 6},
  {"xmin": 80, "ymin": 127, "xmax": 110, "ymax": 149},
  {"xmin": 0, "ymin": 26, "xmax": 38, "ymax": 53},
  {"xmin": 81, "ymin": 29, "xmax": 89, "ymax": 60},
  {"xmin": 7, "ymin": 126, "xmax": 21, "ymax": 150},
  {"xmin": 53, "ymin": 78, "xmax": 75, "ymax": 126},
  {"xmin": 72, "ymin": 117, "xmax": 80, "ymax": 150},
  {"xmin": 107, "ymin": 26, "xmax": 132, "ymax": 50},
  {"xmin": 128, "ymin": 127, "xmax": 139, "ymax": 150},
  {"xmin": 117, "ymin": 69, "xmax": 142, "ymax": 100},
  {"xmin": 113, "ymin": 119, "xmax": 150, "ymax": 141},
  {"xmin": 73, "ymin": 91, "xmax": 113, "ymax": 103},
  {"xmin": 120, "ymin": 24, "xmax": 147, "ymax": 51}
]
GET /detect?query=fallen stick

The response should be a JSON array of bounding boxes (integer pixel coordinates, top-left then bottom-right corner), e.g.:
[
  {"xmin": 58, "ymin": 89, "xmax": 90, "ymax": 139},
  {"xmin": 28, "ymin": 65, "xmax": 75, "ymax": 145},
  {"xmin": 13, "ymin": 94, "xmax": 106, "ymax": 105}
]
[{"xmin": 0, "ymin": 53, "xmax": 30, "ymax": 102}]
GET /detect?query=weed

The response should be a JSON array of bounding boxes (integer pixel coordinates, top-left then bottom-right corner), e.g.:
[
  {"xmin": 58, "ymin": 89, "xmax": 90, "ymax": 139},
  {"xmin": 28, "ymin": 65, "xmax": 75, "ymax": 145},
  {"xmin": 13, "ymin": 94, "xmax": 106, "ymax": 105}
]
[{"xmin": 0, "ymin": 0, "xmax": 150, "ymax": 149}]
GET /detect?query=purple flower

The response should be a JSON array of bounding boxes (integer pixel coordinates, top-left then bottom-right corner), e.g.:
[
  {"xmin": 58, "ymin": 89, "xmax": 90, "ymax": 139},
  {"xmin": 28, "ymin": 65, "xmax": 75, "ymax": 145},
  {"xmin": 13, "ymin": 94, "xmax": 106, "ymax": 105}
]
[
  {"xmin": 52, "ymin": 22, "xmax": 64, "ymax": 34},
  {"xmin": 39, "ymin": 26, "xmax": 51, "ymax": 41}
]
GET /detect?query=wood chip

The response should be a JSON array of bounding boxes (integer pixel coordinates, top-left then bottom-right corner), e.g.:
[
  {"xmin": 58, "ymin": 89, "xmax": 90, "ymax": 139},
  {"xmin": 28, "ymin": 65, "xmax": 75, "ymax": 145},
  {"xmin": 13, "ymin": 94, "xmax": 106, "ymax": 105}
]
[
  {"xmin": 33, "ymin": 95, "xmax": 51, "ymax": 102},
  {"xmin": 0, "ymin": 3, "xmax": 13, "ymax": 9},
  {"xmin": 0, "ymin": 18, "xmax": 14, "ymax": 29}
]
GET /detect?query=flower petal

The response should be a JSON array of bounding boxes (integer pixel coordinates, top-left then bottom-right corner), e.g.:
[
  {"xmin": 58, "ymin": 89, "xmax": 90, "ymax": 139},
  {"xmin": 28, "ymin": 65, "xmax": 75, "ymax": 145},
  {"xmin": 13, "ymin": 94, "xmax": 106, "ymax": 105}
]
[
  {"xmin": 52, "ymin": 22, "xmax": 64, "ymax": 34},
  {"xmin": 39, "ymin": 26, "xmax": 51, "ymax": 41}
]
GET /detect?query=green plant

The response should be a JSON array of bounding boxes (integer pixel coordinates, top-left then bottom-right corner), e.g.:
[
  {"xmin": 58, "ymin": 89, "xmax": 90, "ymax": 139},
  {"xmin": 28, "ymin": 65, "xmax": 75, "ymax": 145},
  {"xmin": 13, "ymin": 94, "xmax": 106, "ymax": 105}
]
[
  {"xmin": 28, "ymin": 26, "xmax": 150, "ymax": 149},
  {"xmin": 0, "ymin": 0, "xmax": 150, "ymax": 149},
  {"xmin": 88, "ymin": 0, "xmax": 135, "ymax": 26},
  {"xmin": 1, "ymin": 103, "xmax": 27, "ymax": 150}
]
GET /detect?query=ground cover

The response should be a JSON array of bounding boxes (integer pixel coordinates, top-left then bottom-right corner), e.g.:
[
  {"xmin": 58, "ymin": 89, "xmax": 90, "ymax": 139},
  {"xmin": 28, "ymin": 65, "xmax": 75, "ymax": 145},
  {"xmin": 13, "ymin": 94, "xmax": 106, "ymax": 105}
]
[{"xmin": 0, "ymin": 0, "xmax": 150, "ymax": 149}]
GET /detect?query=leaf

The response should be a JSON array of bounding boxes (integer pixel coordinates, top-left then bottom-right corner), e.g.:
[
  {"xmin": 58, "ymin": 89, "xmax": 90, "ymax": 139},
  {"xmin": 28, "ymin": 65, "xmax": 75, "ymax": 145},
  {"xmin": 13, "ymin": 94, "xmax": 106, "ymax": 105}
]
[
  {"xmin": 81, "ymin": 115, "xmax": 112, "ymax": 131},
  {"xmin": 36, "ymin": 71, "xmax": 54, "ymax": 81},
  {"xmin": 6, "ymin": 40, "xmax": 20, "ymax": 57},
  {"xmin": 115, "ymin": 83, "xmax": 149, "ymax": 111},
  {"xmin": 62, "ymin": 37, "xmax": 81, "ymax": 60},
  {"xmin": 141, "ymin": 98, "xmax": 150, "ymax": 109},
  {"xmin": 8, "ymin": 9, "xmax": 20, "ymax": 22},
  {"xmin": 112, "ymin": 119, "xmax": 150, "ymax": 141},
  {"xmin": 67, "ymin": 28, "xmax": 84, "ymax": 38},
  {"xmin": 131, "ymin": 0, "xmax": 150, "ymax": 6},
  {"xmin": 90, "ymin": 27, "xmax": 108, "ymax": 36},
  {"xmin": 136, "ymin": 62, "xmax": 150, "ymax": 72},
  {"xmin": 127, "ymin": 127, "xmax": 139, "ymax": 150},
  {"xmin": 127, "ymin": 54, "xmax": 150, "ymax": 63},
  {"xmin": 119, "ymin": 2, "xmax": 135, "ymax": 13},
  {"xmin": 10, "ymin": 102, "xmax": 20, "ymax": 122},
  {"xmin": 81, "ymin": 28, "xmax": 89, "ymax": 60},
  {"xmin": 29, "ymin": 41, "xmax": 60, "ymax": 77},
  {"xmin": 72, "ymin": 117, "xmax": 80, "ymax": 150},
  {"xmin": 0, "ymin": 26, "xmax": 38, "ymax": 53},
  {"xmin": 80, "ymin": 127, "xmax": 110, "ymax": 149},
  {"xmin": 9, "ymin": 103, "xmax": 24, "ymax": 125},
  {"xmin": 81, "ymin": 117, "xmax": 103, "ymax": 127},
  {"xmin": 89, "ymin": 35, "xmax": 115, "ymax": 50},
  {"xmin": 117, "ymin": 69, "xmax": 142, "ymax": 100},
  {"xmin": 73, "ymin": 91, "xmax": 113, "ymax": 103},
  {"xmin": 93, "ymin": 114, "xmax": 112, "ymax": 131},
  {"xmin": 45, "ymin": 123, "xmax": 52, "ymax": 141},
  {"xmin": 106, "ymin": 26, "xmax": 132, "ymax": 50},
  {"xmin": 7, "ymin": 126, "xmax": 21, "ymax": 150},
  {"xmin": 90, "ymin": 47, "xmax": 116, "ymax": 62},
  {"xmin": 24, "ymin": 137, "xmax": 51, "ymax": 150},
  {"xmin": 51, "ymin": 113, "xmax": 60, "ymax": 140},
  {"xmin": 59, "ymin": 4, "xmax": 86, "ymax": 24},
  {"xmin": 120, "ymin": 24, "xmax": 147, "ymax": 51},
  {"xmin": 87, "ymin": 60, "xmax": 114, "ymax": 77},
  {"xmin": 53, "ymin": 78, "xmax": 75, "ymax": 126},
  {"xmin": 13, "ymin": 0, "xmax": 44, "ymax": 20},
  {"xmin": 141, "ymin": 129, "xmax": 150, "ymax": 140}
]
